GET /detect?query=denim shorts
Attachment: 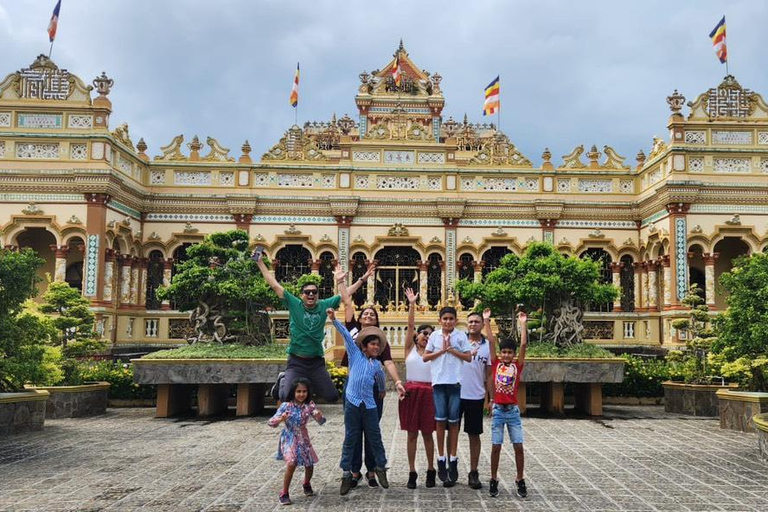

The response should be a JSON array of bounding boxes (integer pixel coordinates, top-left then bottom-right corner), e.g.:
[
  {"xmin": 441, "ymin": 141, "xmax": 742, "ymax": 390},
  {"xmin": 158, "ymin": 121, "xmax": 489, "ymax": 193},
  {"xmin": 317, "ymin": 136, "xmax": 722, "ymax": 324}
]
[
  {"xmin": 433, "ymin": 383, "xmax": 461, "ymax": 423},
  {"xmin": 491, "ymin": 403, "xmax": 524, "ymax": 445}
]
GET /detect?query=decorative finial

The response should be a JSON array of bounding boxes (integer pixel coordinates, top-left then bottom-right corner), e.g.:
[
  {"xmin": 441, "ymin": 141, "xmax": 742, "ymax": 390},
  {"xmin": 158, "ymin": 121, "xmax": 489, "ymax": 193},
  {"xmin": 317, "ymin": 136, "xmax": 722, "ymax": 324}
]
[
  {"xmin": 241, "ymin": 140, "xmax": 251, "ymax": 155},
  {"xmin": 636, "ymin": 149, "xmax": 646, "ymax": 169},
  {"xmin": 666, "ymin": 89, "xmax": 686, "ymax": 114},
  {"xmin": 398, "ymin": 39, "xmax": 404, "ymax": 52},
  {"xmin": 542, "ymin": 147, "xmax": 551, "ymax": 163},
  {"xmin": 136, "ymin": 138, "xmax": 147, "ymax": 154},
  {"xmin": 188, "ymin": 135, "xmax": 202, "ymax": 161},
  {"xmin": 92, "ymin": 71, "xmax": 114, "ymax": 97},
  {"xmin": 587, "ymin": 145, "xmax": 601, "ymax": 167}
]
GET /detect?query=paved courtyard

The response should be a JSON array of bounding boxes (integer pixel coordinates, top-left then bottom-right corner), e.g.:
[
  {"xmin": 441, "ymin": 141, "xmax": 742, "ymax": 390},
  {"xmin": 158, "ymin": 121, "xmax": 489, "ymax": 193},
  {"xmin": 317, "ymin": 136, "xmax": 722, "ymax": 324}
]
[{"xmin": 1, "ymin": 398, "xmax": 767, "ymax": 512}]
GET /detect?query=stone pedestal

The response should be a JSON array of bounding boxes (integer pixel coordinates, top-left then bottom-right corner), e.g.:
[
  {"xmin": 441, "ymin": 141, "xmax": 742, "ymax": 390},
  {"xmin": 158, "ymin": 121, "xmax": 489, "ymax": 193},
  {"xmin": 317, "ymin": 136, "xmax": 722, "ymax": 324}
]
[
  {"xmin": 0, "ymin": 390, "xmax": 48, "ymax": 436},
  {"xmin": 717, "ymin": 389, "xmax": 768, "ymax": 432}
]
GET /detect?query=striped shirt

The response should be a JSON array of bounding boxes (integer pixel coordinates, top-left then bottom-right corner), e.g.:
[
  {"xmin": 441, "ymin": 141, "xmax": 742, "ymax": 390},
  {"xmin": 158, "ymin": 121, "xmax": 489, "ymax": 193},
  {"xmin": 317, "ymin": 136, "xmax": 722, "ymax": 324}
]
[{"xmin": 333, "ymin": 319, "xmax": 382, "ymax": 409}]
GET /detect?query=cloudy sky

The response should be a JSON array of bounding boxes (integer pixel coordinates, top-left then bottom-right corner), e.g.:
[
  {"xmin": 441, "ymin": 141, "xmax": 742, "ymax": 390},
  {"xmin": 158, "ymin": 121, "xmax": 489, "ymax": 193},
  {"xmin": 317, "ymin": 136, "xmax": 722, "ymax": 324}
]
[{"xmin": 1, "ymin": 0, "xmax": 766, "ymax": 165}]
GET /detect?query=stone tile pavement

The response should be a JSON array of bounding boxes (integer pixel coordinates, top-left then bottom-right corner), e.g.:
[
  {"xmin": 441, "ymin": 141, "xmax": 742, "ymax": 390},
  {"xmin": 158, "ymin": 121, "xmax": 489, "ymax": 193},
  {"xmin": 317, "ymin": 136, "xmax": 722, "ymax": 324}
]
[{"xmin": 1, "ymin": 398, "xmax": 767, "ymax": 511}]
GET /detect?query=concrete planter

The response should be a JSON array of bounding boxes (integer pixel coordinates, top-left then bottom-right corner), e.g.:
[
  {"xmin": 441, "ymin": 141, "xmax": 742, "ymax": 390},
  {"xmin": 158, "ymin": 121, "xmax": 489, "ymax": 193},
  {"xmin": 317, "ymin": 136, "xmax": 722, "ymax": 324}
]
[
  {"xmin": 717, "ymin": 389, "xmax": 768, "ymax": 432},
  {"xmin": 26, "ymin": 382, "xmax": 110, "ymax": 419},
  {"xmin": 0, "ymin": 390, "xmax": 49, "ymax": 436},
  {"xmin": 663, "ymin": 381, "xmax": 739, "ymax": 416},
  {"xmin": 754, "ymin": 413, "xmax": 768, "ymax": 463}
]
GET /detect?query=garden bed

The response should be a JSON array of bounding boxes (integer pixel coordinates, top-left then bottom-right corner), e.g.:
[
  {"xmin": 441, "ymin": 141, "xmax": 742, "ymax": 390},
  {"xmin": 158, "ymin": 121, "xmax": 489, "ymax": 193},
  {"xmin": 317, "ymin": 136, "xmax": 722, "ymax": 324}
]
[
  {"xmin": 755, "ymin": 413, "xmax": 768, "ymax": 463},
  {"xmin": 717, "ymin": 389, "xmax": 768, "ymax": 432},
  {"xmin": 663, "ymin": 381, "xmax": 739, "ymax": 417},
  {"xmin": 0, "ymin": 390, "xmax": 49, "ymax": 436},
  {"xmin": 26, "ymin": 382, "xmax": 110, "ymax": 419}
]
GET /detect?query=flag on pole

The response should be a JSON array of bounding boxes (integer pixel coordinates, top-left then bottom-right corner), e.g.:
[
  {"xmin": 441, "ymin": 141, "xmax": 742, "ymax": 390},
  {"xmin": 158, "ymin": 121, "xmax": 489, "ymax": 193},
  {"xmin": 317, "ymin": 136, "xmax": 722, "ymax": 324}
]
[
  {"xmin": 709, "ymin": 16, "xmax": 727, "ymax": 64},
  {"xmin": 48, "ymin": 0, "xmax": 62, "ymax": 43},
  {"xmin": 289, "ymin": 63, "xmax": 299, "ymax": 108},
  {"xmin": 392, "ymin": 55, "xmax": 402, "ymax": 87},
  {"xmin": 483, "ymin": 76, "xmax": 500, "ymax": 116}
]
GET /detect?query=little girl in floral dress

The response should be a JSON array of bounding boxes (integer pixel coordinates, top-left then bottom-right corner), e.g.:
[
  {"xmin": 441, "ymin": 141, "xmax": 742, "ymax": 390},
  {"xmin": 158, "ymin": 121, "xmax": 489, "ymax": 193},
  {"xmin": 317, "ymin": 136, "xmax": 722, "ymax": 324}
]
[{"xmin": 269, "ymin": 377, "xmax": 326, "ymax": 505}]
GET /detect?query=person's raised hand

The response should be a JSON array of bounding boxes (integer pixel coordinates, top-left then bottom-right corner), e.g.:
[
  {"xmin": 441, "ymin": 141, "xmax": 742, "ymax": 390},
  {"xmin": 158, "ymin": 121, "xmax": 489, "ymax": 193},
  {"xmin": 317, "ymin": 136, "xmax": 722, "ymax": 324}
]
[
  {"xmin": 405, "ymin": 287, "xmax": 418, "ymax": 305},
  {"xmin": 483, "ymin": 308, "xmax": 492, "ymax": 321},
  {"xmin": 333, "ymin": 264, "xmax": 348, "ymax": 284}
]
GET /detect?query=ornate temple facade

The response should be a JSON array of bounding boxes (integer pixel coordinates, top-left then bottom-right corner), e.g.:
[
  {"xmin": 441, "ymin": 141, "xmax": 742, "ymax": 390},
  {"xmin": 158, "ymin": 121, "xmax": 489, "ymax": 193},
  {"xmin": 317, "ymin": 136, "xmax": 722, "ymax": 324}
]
[{"xmin": 1, "ymin": 45, "xmax": 768, "ymax": 353}]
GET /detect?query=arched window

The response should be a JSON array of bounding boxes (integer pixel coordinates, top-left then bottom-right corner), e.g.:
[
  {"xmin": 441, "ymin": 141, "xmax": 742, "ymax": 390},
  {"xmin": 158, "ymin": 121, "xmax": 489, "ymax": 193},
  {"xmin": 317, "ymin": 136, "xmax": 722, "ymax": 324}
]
[
  {"xmin": 65, "ymin": 237, "xmax": 85, "ymax": 292},
  {"xmin": 350, "ymin": 252, "xmax": 369, "ymax": 307},
  {"xmin": 620, "ymin": 255, "xmax": 635, "ymax": 312},
  {"xmin": 580, "ymin": 248, "xmax": 612, "ymax": 312},
  {"xmin": 481, "ymin": 246, "xmax": 511, "ymax": 277},
  {"xmin": 427, "ymin": 253, "xmax": 443, "ymax": 308},
  {"xmin": 713, "ymin": 237, "xmax": 750, "ymax": 310},
  {"xmin": 275, "ymin": 245, "xmax": 312, "ymax": 283},
  {"xmin": 146, "ymin": 250, "xmax": 165, "ymax": 310},
  {"xmin": 373, "ymin": 247, "xmax": 420, "ymax": 309},
  {"xmin": 318, "ymin": 251, "xmax": 336, "ymax": 298},
  {"xmin": 457, "ymin": 253, "xmax": 475, "ymax": 310}
]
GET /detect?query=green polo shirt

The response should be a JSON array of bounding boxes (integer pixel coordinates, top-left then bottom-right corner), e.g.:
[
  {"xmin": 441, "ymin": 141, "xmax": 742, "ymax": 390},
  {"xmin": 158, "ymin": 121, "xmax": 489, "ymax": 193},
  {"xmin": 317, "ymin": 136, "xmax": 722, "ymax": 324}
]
[{"xmin": 282, "ymin": 291, "xmax": 341, "ymax": 357}]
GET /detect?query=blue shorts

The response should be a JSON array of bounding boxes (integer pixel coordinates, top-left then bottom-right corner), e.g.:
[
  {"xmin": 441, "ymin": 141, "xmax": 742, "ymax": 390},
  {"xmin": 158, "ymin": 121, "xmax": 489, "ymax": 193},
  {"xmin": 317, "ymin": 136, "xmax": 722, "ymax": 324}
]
[
  {"xmin": 491, "ymin": 404, "xmax": 524, "ymax": 445},
  {"xmin": 433, "ymin": 383, "xmax": 461, "ymax": 423}
]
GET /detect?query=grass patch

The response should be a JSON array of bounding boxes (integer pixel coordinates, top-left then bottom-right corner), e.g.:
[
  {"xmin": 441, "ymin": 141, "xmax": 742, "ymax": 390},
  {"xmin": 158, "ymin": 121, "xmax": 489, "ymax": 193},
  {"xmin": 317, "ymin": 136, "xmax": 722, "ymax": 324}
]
[
  {"xmin": 525, "ymin": 342, "xmax": 615, "ymax": 359},
  {"xmin": 142, "ymin": 343, "xmax": 288, "ymax": 360}
]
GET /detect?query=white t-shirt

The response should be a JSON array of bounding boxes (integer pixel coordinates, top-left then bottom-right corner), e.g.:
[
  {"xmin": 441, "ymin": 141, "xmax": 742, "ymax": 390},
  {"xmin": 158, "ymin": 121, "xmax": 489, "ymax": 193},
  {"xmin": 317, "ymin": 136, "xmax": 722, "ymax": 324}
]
[
  {"xmin": 425, "ymin": 329, "xmax": 471, "ymax": 385},
  {"xmin": 405, "ymin": 346, "xmax": 432, "ymax": 383},
  {"xmin": 460, "ymin": 336, "xmax": 492, "ymax": 400}
]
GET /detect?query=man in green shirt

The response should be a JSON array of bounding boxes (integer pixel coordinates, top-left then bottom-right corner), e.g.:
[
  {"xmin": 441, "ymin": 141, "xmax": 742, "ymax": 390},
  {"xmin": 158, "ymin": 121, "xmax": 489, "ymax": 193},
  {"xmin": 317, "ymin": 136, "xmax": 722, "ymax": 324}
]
[{"xmin": 255, "ymin": 252, "xmax": 341, "ymax": 402}]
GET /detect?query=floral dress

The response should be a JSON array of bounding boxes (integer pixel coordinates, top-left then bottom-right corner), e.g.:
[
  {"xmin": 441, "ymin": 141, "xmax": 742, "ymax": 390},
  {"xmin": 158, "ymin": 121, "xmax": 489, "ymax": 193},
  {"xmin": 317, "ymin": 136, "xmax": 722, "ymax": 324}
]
[{"xmin": 268, "ymin": 401, "xmax": 326, "ymax": 466}]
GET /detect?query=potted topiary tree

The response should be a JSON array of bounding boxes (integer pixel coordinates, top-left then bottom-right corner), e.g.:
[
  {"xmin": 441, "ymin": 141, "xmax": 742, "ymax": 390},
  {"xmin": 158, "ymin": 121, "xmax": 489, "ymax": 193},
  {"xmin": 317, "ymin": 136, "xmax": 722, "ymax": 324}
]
[
  {"xmin": 0, "ymin": 248, "xmax": 56, "ymax": 434},
  {"xmin": 708, "ymin": 253, "xmax": 768, "ymax": 433},
  {"xmin": 26, "ymin": 280, "xmax": 111, "ymax": 418},
  {"xmin": 662, "ymin": 283, "xmax": 737, "ymax": 416}
]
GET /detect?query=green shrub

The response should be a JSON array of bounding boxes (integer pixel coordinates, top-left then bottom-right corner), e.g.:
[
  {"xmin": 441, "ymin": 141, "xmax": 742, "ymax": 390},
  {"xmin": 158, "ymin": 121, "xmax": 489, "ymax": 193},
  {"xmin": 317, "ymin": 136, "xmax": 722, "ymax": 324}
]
[
  {"xmin": 78, "ymin": 361, "xmax": 156, "ymax": 400},
  {"xmin": 604, "ymin": 355, "xmax": 685, "ymax": 398},
  {"xmin": 327, "ymin": 360, "xmax": 348, "ymax": 396},
  {"xmin": 525, "ymin": 342, "xmax": 614, "ymax": 359},
  {"xmin": 143, "ymin": 343, "xmax": 288, "ymax": 359}
]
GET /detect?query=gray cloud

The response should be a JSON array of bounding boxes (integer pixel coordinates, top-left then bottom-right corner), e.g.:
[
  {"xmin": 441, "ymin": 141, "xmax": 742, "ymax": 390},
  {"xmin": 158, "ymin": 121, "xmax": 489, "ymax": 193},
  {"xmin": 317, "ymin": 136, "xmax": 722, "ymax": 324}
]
[{"xmin": 1, "ymin": 0, "xmax": 765, "ymax": 165}]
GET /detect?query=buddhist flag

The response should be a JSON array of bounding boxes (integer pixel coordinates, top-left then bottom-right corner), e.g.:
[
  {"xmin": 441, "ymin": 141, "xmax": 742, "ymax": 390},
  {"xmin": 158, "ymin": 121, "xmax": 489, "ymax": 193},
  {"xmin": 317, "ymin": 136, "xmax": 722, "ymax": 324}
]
[
  {"xmin": 48, "ymin": 0, "xmax": 62, "ymax": 43},
  {"xmin": 289, "ymin": 63, "xmax": 299, "ymax": 108},
  {"xmin": 483, "ymin": 76, "xmax": 500, "ymax": 116},
  {"xmin": 392, "ymin": 55, "xmax": 402, "ymax": 87},
  {"xmin": 709, "ymin": 16, "xmax": 727, "ymax": 64}
]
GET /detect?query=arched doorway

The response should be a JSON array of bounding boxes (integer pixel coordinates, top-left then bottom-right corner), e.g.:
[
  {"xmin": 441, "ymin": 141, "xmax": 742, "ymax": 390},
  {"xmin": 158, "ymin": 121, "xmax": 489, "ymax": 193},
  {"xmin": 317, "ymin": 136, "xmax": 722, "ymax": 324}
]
[
  {"xmin": 318, "ymin": 251, "xmax": 336, "ymax": 298},
  {"xmin": 16, "ymin": 227, "xmax": 57, "ymax": 299},
  {"xmin": 619, "ymin": 254, "xmax": 635, "ymax": 312},
  {"xmin": 373, "ymin": 246, "xmax": 420, "ymax": 309},
  {"xmin": 350, "ymin": 252, "xmax": 369, "ymax": 308},
  {"xmin": 64, "ymin": 236, "xmax": 85, "ymax": 292},
  {"xmin": 580, "ymin": 248, "xmax": 613, "ymax": 312},
  {"xmin": 145, "ymin": 250, "xmax": 165, "ymax": 310},
  {"xmin": 457, "ymin": 252, "xmax": 475, "ymax": 310},
  {"xmin": 713, "ymin": 237, "xmax": 750, "ymax": 310},
  {"xmin": 481, "ymin": 246, "xmax": 511, "ymax": 277},
  {"xmin": 275, "ymin": 245, "xmax": 312, "ymax": 284},
  {"xmin": 426, "ymin": 253, "xmax": 443, "ymax": 308},
  {"xmin": 688, "ymin": 244, "xmax": 706, "ymax": 302}
]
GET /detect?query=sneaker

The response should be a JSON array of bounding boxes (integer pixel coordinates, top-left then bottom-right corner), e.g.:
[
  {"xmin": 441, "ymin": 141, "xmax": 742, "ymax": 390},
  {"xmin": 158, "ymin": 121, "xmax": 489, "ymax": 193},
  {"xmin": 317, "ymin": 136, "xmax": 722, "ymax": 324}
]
[
  {"xmin": 516, "ymin": 478, "xmax": 527, "ymax": 498},
  {"xmin": 448, "ymin": 459, "xmax": 459, "ymax": 483},
  {"xmin": 374, "ymin": 467, "xmax": 389, "ymax": 489},
  {"xmin": 350, "ymin": 473, "xmax": 361, "ymax": 489},
  {"xmin": 425, "ymin": 469, "xmax": 437, "ymax": 488},
  {"xmin": 437, "ymin": 459, "xmax": 448, "ymax": 483},
  {"xmin": 278, "ymin": 492, "xmax": 292, "ymax": 505},
  {"xmin": 270, "ymin": 371, "xmax": 285, "ymax": 400},
  {"xmin": 406, "ymin": 471, "xmax": 418, "ymax": 489},
  {"xmin": 340, "ymin": 471, "xmax": 353, "ymax": 496},
  {"xmin": 366, "ymin": 471, "xmax": 379, "ymax": 488},
  {"xmin": 468, "ymin": 470, "xmax": 482, "ymax": 490},
  {"xmin": 302, "ymin": 483, "xmax": 314, "ymax": 497},
  {"xmin": 489, "ymin": 478, "xmax": 499, "ymax": 498}
]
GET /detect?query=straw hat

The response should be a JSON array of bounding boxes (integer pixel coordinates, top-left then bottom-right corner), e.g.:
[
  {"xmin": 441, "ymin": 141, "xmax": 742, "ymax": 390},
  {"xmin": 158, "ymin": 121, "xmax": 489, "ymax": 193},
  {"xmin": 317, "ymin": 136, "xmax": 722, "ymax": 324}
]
[{"xmin": 355, "ymin": 326, "xmax": 389, "ymax": 352}]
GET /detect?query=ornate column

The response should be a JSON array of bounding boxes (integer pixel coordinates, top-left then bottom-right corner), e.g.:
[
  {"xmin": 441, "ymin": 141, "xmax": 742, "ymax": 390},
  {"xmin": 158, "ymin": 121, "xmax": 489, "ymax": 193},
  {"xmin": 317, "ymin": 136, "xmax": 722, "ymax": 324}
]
[
  {"xmin": 103, "ymin": 249, "xmax": 116, "ymax": 303},
  {"xmin": 647, "ymin": 260, "xmax": 659, "ymax": 311},
  {"xmin": 119, "ymin": 256, "xmax": 132, "ymax": 306},
  {"xmin": 335, "ymin": 216, "xmax": 352, "ymax": 274},
  {"xmin": 632, "ymin": 262, "xmax": 643, "ymax": 311},
  {"xmin": 50, "ymin": 245, "xmax": 69, "ymax": 282},
  {"xmin": 130, "ymin": 258, "xmax": 140, "ymax": 306},
  {"xmin": 419, "ymin": 261, "xmax": 429, "ymax": 309},
  {"xmin": 83, "ymin": 193, "xmax": 111, "ymax": 301},
  {"xmin": 442, "ymin": 217, "xmax": 459, "ymax": 295},
  {"xmin": 138, "ymin": 257, "xmax": 148, "ymax": 307},
  {"xmin": 366, "ymin": 259, "xmax": 376, "ymax": 306},
  {"xmin": 703, "ymin": 252, "xmax": 719, "ymax": 309},
  {"xmin": 610, "ymin": 262, "xmax": 622, "ymax": 312},
  {"xmin": 472, "ymin": 260, "xmax": 485, "ymax": 284},
  {"xmin": 667, "ymin": 202, "xmax": 690, "ymax": 308},
  {"xmin": 660, "ymin": 255, "xmax": 672, "ymax": 310},
  {"xmin": 161, "ymin": 258, "xmax": 173, "ymax": 310},
  {"xmin": 641, "ymin": 263, "xmax": 650, "ymax": 311}
]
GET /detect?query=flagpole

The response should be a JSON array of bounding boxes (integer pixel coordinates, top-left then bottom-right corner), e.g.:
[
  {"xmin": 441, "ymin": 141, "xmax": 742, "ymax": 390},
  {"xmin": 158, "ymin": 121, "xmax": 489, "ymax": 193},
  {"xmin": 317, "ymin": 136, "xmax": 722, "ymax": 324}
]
[
  {"xmin": 48, "ymin": 40, "xmax": 54, "ymax": 59},
  {"xmin": 497, "ymin": 74, "xmax": 501, "ymax": 133}
]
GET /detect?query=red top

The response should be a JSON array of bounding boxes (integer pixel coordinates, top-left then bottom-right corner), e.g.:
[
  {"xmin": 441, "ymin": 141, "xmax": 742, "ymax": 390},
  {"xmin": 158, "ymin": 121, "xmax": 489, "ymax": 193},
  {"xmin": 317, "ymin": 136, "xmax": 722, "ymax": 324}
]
[{"xmin": 491, "ymin": 359, "xmax": 524, "ymax": 405}]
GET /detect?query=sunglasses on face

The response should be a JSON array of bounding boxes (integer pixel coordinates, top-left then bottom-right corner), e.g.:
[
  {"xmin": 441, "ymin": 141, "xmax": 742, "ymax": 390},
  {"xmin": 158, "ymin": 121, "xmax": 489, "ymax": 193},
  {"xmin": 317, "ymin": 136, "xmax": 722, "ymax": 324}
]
[{"xmin": 302, "ymin": 289, "xmax": 318, "ymax": 296}]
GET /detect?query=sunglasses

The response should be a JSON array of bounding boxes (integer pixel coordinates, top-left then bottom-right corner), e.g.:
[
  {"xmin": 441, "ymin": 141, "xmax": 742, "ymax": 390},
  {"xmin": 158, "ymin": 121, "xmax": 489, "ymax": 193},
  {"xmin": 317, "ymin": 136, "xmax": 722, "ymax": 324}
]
[{"xmin": 302, "ymin": 289, "xmax": 318, "ymax": 296}]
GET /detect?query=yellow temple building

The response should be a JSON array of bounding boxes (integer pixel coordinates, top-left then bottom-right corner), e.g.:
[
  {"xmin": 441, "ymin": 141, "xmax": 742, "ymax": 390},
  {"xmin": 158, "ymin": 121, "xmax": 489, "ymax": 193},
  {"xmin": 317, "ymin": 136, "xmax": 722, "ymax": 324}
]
[{"xmin": 2, "ymin": 44, "xmax": 767, "ymax": 353}]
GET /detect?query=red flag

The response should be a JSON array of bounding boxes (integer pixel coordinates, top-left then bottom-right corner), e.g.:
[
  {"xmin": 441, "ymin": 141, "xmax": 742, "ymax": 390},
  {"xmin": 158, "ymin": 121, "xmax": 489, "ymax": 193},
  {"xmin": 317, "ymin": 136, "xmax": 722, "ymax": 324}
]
[
  {"xmin": 392, "ymin": 55, "xmax": 402, "ymax": 87},
  {"xmin": 48, "ymin": 0, "xmax": 62, "ymax": 43}
]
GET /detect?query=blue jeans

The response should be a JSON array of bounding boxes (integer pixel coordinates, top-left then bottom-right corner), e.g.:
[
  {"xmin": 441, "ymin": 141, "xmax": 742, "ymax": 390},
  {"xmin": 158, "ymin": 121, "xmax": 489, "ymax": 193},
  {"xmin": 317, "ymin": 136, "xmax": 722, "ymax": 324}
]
[
  {"xmin": 340, "ymin": 400, "xmax": 387, "ymax": 471},
  {"xmin": 491, "ymin": 404, "xmax": 524, "ymax": 445},
  {"xmin": 433, "ymin": 383, "xmax": 461, "ymax": 423}
]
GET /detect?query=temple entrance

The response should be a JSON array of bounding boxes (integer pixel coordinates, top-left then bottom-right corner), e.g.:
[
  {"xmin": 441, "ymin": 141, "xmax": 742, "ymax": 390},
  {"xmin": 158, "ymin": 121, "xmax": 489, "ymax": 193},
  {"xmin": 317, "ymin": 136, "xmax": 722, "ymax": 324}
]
[{"xmin": 373, "ymin": 246, "xmax": 420, "ymax": 309}]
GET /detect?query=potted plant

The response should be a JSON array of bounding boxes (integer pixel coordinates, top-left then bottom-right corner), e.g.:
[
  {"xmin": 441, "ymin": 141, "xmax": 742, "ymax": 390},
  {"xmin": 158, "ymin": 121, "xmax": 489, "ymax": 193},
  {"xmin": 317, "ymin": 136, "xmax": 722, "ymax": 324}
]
[
  {"xmin": 26, "ymin": 280, "xmax": 111, "ymax": 418},
  {"xmin": 0, "ymin": 248, "xmax": 56, "ymax": 435},
  {"xmin": 708, "ymin": 254, "xmax": 768, "ymax": 432},
  {"xmin": 663, "ymin": 283, "xmax": 737, "ymax": 416}
]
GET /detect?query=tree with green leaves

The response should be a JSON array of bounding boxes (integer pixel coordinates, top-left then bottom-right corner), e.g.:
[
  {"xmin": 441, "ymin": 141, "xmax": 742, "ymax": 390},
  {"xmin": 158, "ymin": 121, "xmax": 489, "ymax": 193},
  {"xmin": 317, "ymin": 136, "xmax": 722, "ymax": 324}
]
[
  {"xmin": 156, "ymin": 230, "xmax": 281, "ymax": 345},
  {"xmin": 456, "ymin": 242, "xmax": 617, "ymax": 346},
  {"xmin": 40, "ymin": 280, "xmax": 104, "ymax": 359},
  {"xmin": 0, "ymin": 248, "xmax": 55, "ymax": 392},
  {"xmin": 667, "ymin": 283, "xmax": 717, "ymax": 384},
  {"xmin": 709, "ymin": 253, "xmax": 768, "ymax": 391}
]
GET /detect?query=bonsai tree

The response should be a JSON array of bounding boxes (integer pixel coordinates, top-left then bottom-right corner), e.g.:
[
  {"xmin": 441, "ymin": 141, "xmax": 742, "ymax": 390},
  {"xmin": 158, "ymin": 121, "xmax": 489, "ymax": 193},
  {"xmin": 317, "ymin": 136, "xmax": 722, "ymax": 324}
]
[
  {"xmin": 456, "ymin": 242, "xmax": 617, "ymax": 346},
  {"xmin": 0, "ymin": 248, "xmax": 55, "ymax": 392},
  {"xmin": 157, "ymin": 230, "xmax": 280, "ymax": 345},
  {"xmin": 709, "ymin": 253, "xmax": 768, "ymax": 391},
  {"xmin": 40, "ymin": 280, "xmax": 104, "ymax": 358},
  {"xmin": 666, "ymin": 283, "xmax": 717, "ymax": 384}
]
